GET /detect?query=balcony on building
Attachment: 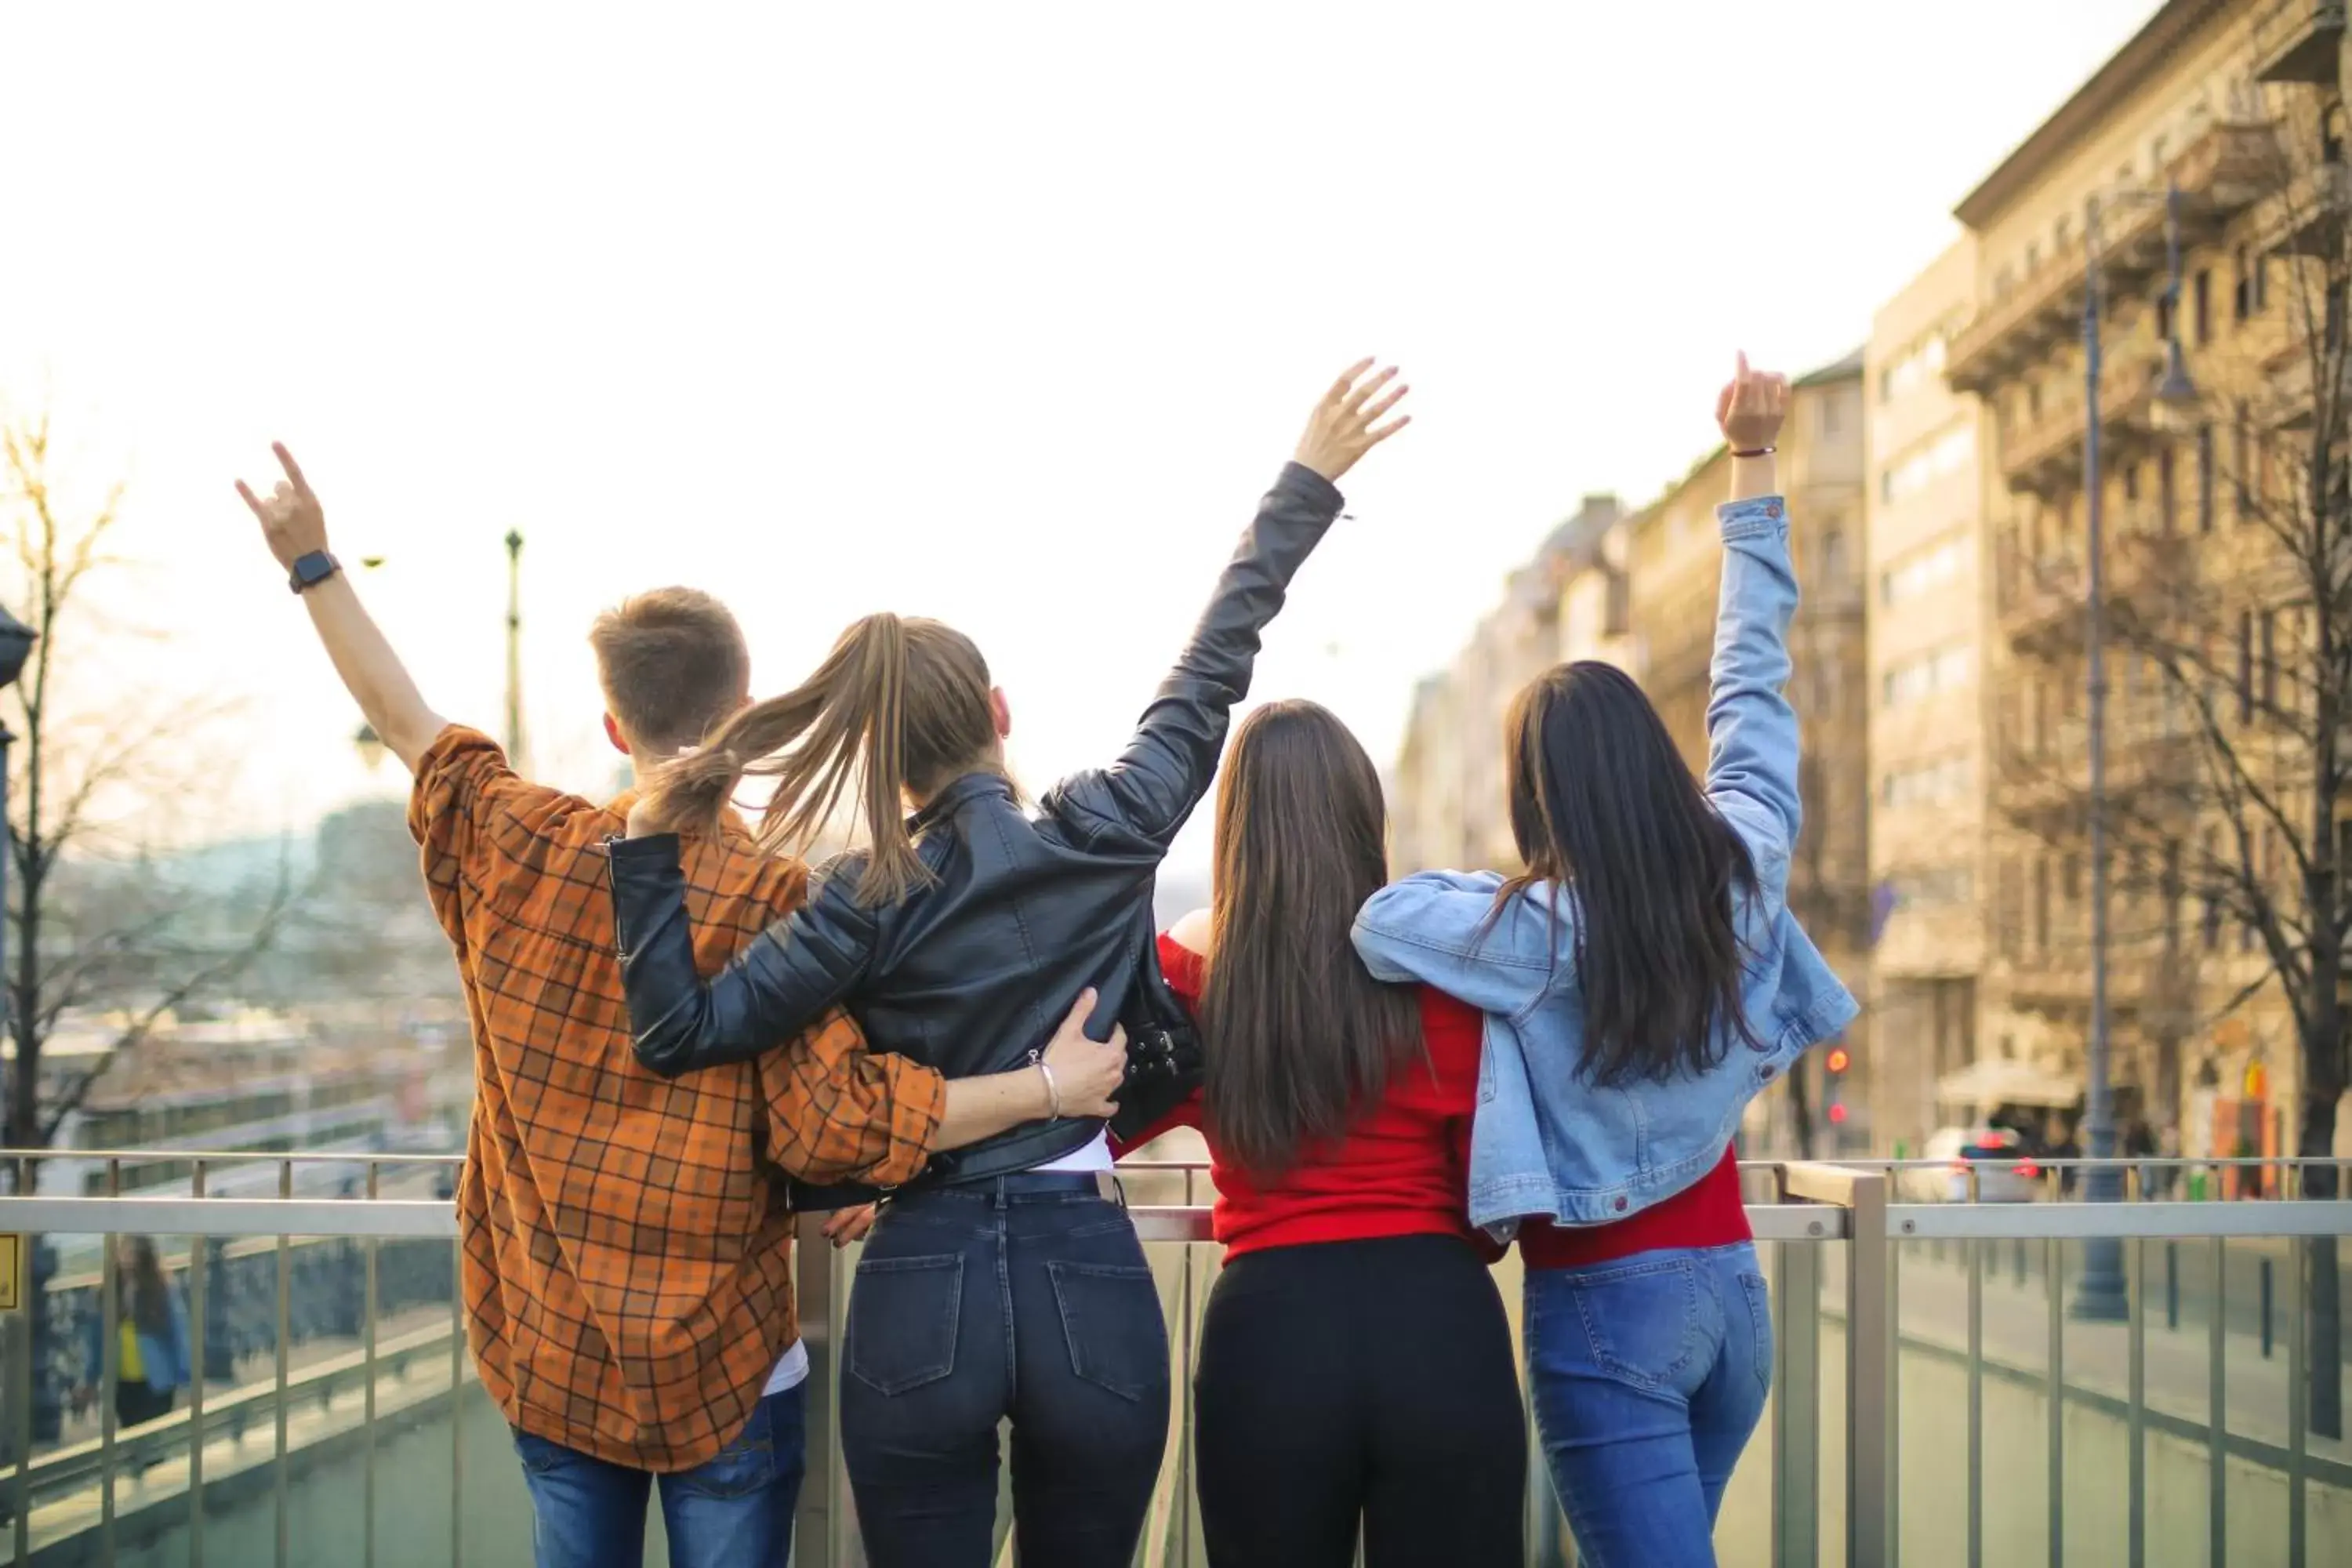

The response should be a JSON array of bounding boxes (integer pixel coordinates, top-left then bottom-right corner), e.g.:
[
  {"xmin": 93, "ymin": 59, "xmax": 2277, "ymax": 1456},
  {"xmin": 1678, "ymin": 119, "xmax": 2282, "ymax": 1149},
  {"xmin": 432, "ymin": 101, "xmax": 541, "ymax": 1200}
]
[
  {"xmin": 2248, "ymin": 154, "xmax": 2352, "ymax": 262},
  {"xmin": 1994, "ymin": 505, "xmax": 2193, "ymax": 659},
  {"xmin": 1994, "ymin": 354, "xmax": 2181, "ymax": 498},
  {"xmin": 1947, "ymin": 118, "xmax": 2282, "ymax": 396},
  {"xmin": 2265, "ymin": 334, "xmax": 2352, "ymax": 431},
  {"xmin": 2252, "ymin": 0, "xmax": 2347, "ymax": 85}
]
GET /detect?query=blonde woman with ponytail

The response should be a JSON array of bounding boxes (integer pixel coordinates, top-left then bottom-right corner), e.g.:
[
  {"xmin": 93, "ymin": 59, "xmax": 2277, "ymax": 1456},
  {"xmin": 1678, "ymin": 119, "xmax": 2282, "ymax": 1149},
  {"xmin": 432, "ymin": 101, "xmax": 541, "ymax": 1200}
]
[{"xmin": 604, "ymin": 361, "xmax": 1409, "ymax": 1568}]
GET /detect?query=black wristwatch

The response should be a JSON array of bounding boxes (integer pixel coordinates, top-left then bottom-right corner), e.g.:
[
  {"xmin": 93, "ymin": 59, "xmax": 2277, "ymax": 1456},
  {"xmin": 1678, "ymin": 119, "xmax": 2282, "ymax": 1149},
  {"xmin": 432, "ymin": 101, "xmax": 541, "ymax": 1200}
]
[{"xmin": 288, "ymin": 551, "xmax": 342, "ymax": 594}]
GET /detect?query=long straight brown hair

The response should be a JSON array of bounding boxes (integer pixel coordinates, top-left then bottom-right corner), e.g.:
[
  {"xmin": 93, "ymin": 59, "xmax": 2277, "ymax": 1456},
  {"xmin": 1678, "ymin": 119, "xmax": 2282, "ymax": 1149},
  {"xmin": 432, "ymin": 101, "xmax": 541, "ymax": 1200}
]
[
  {"xmin": 643, "ymin": 613, "xmax": 1001, "ymax": 905},
  {"xmin": 1198, "ymin": 701, "xmax": 1424, "ymax": 1176},
  {"xmin": 1495, "ymin": 660, "xmax": 1760, "ymax": 1086}
]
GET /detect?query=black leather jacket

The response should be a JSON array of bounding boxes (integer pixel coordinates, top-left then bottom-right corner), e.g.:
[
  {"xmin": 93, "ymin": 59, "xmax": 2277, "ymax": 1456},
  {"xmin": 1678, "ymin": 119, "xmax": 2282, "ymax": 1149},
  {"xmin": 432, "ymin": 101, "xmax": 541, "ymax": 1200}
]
[{"xmin": 604, "ymin": 461, "xmax": 1344, "ymax": 1195}]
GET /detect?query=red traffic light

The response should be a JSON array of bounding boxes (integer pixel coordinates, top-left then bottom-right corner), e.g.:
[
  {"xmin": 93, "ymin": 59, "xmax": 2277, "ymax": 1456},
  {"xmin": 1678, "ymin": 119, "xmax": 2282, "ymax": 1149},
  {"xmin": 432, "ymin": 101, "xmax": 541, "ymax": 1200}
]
[
  {"xmin": 1825, "ymin": 1047, "xmax": 1850, "ymax": 1074},
  {"xmin": 1828, "ymin": 1102, "xmax": 1849, "ymax": 1125}
]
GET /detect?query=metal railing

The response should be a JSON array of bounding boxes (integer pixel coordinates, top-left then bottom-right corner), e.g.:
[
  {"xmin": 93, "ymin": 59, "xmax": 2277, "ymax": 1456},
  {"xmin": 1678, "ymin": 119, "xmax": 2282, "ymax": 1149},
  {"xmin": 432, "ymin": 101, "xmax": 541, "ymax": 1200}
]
[{"xmin": 0, "ymin": 1151, "xmax": 2346, "ymax": 1567}]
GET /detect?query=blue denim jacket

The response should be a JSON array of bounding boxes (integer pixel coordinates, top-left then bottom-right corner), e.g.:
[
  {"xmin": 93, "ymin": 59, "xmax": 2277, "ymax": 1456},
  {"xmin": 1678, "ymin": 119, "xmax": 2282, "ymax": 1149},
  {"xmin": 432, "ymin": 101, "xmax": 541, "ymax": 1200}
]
[{"xmin": 1353, "ymin": 495, "xmax": 1858, "ymax": 1235}]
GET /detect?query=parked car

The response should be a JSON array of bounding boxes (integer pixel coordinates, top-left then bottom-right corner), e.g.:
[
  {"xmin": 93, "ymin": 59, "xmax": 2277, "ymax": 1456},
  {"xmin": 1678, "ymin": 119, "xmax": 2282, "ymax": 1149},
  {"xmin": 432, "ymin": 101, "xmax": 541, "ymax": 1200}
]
[{"xmin": 1907, "ymin": 1126, "xmax": 2044, "ymax": 1203}]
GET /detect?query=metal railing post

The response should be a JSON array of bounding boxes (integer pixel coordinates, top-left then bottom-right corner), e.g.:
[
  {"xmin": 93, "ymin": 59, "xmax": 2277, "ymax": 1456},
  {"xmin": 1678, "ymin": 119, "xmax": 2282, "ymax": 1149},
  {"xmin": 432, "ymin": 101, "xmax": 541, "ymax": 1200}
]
[
  {"xmin": 1772, "ymin": 1229, "xmax": 1824, "ymax": 1568},
  {"xmin": 795, "ymin": 1212, "xmax": 862, "ymax": 1568},
  {"xmin": 1784, "ymin": 1163, "xmax": 1889, "ymax": 1568}
]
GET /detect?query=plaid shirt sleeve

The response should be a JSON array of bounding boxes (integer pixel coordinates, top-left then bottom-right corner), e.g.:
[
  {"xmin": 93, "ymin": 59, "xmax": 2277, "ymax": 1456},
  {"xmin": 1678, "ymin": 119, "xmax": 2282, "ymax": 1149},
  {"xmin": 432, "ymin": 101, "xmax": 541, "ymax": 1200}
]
[
  {"xmin": 754, "ymin": 1009, "xmax": 946, "ymax": 1185},
  {"xmin": 407, "ymin": 725, "xmax": 580, "ymax": 942}
]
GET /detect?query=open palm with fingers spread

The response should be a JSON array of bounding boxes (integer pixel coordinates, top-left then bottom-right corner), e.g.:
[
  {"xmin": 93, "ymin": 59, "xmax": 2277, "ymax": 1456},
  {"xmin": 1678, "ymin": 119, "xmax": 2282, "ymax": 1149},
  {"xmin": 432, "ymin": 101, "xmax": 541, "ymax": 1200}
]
[{"xmin": 1293, "ymin": 359, "xmax": 1411, "ymax": 483}]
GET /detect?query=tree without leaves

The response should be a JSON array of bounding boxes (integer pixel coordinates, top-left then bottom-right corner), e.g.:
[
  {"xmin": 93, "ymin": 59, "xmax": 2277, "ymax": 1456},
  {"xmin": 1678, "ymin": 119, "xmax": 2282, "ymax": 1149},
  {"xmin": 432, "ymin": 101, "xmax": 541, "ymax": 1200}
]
[
  {"xmin": 0, "ymin": 410, "xmax": 292, "ymax": 1160},
  {"xmin": 1991, "ymin": 93, "xmax": 2348, "ymax": 1439}
]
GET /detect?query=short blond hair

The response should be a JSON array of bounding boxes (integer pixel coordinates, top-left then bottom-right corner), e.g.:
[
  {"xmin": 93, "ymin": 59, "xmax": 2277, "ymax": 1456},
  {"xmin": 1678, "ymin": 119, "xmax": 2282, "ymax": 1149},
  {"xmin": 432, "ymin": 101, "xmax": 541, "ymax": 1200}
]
[{"xmin": 587, "ymin": 588, "xmax": 751, "ymax": 753}]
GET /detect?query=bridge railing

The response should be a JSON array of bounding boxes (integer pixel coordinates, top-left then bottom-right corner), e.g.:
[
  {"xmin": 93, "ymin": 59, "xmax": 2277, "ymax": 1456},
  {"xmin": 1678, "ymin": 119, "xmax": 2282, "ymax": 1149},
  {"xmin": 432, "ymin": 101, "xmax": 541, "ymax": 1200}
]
[{"xmin": 0, "ymin": 1152, "xmax": 2345, "ymax": 1567}]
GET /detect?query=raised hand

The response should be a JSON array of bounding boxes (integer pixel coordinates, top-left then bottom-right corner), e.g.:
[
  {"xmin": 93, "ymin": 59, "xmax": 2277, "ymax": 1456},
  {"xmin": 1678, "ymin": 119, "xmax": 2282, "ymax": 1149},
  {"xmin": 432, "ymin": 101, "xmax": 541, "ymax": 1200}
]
[
  {"xmin": 1293, "ymin": 359, "xmax": 1411, "ymax": 483},
  {"xmin": 1714, "ymin": 352, "xmax": 1789, "ymax": 452},
  {"xmin": 235, "ymin": 444, "xmax": 329, "ymax": 571}
]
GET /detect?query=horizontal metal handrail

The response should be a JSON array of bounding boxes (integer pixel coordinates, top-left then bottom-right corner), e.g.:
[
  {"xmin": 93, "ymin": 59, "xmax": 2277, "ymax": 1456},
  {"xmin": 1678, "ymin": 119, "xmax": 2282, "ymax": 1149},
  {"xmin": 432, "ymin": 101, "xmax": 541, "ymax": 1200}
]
[
  {"xmin": 1893, "ymin": 1199, "xmax": 2352, "ymax": 1239},
  {"xmin": 0, "ymin": 1197, "xmax": 459, "ymax": 1238}
]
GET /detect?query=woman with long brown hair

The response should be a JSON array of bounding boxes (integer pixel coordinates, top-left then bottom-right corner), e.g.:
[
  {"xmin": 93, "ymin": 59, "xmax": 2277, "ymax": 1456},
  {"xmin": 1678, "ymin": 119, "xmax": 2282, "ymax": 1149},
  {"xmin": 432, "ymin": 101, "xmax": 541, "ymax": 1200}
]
[
  {"xmin": 1353, "ymin": 358, "xmax": 1858, "ymax": 1565},
  {"xmin": 601, "ymin": 363, "xmax": 1410, "ymax": 1568},
  {"xmin": 1117, "ymin": 699, "xmax": 1523, "ymax": 1568},
  {"xmin": 78, "ymin": 1235, "xmax": 192, "ymax": 1431}
]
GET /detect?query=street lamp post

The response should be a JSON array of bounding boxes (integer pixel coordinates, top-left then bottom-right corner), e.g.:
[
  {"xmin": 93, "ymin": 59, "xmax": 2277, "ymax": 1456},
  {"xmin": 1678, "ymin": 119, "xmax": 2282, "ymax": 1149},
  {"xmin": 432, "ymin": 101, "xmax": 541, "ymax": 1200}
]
[
  {"xmin": 2077, "ymin": 181, "xmax": 2200, "ymax": 1320},
  {"xmin": 0, "ymin": 603, "xmax": 36, "ymax": 1132}
]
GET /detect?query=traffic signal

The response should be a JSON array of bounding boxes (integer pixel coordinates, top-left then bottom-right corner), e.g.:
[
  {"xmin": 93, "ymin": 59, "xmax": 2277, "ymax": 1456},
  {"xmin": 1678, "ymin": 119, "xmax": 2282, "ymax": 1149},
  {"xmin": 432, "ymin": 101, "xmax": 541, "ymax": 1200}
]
[{"xmin": 1822, "ymin": 1041, "xmax": 1850, "ymax": 1144}]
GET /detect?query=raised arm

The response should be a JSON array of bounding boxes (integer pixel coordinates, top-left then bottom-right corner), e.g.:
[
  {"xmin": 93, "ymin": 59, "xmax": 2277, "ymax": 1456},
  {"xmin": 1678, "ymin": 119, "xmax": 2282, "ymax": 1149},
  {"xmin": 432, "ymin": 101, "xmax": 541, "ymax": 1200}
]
[
  {"xmin": 1701, "ymin": 356, "xmax": 1804, "ymax": 869},
  {"xmin": 607, "ymin": 835, "xmax": 876, "ymax": 1076},
  {"xmin": 237, "ymin": 445, "xmax": 449, "ymax": 773},
  {"xmin": 1043, "ymin": 361, "xmax": 1410, "ymax": 851}
]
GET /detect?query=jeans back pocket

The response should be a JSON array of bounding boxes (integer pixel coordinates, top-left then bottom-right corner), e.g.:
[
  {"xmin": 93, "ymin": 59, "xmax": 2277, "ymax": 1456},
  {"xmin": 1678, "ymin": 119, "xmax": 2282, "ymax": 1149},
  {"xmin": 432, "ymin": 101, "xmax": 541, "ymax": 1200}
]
[
  {"xmin": 848, "ymin": 1254, "xmax": 964, "ymax": 1396},
  {"xmin": 1046, "ymin": 1261, "xmax": 1168, "ymax": 1403},
  {"xmin": 1564, "ymin": 1256, "xmax": 1702, "ymax": 1393}
]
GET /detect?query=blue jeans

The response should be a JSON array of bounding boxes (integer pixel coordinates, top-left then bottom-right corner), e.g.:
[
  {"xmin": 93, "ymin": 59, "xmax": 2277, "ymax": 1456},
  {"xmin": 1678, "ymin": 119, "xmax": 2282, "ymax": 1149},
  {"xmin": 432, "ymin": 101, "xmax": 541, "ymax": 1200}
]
[
  {"xmin": 840, "ymin": 1174, "xmax": 1171, "ymax": 1568},
  {"xmin": 1524, "ymin": 1243, "xmax": 1772, "ymax": 1568},
  {"xmin": 513, "ymin": 1384, "xmax": 805, "ymax": 1568}
]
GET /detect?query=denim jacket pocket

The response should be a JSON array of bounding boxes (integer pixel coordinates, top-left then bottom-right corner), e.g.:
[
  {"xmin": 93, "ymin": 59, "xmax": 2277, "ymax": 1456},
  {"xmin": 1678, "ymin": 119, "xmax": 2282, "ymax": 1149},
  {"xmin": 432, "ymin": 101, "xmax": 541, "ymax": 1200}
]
[
  {"xmin": 1047, "ymin": 1261, "xmax": 1169, "ymax": 1403},
  {"xmin": 1565, "ymin": 1255, "xmax": 1702, "ymax": 1392},
  {"xmin": 847, "ymin": 1254, "xmax": 964, "ymax": 1396}
]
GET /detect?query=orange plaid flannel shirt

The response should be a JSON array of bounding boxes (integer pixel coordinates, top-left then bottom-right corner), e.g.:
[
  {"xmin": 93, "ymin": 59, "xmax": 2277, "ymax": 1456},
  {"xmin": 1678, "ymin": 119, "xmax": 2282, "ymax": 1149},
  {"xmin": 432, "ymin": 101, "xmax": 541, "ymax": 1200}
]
[{"xmin": 408, "ymin": 725, "xmax": 947, "ymax": 1471}]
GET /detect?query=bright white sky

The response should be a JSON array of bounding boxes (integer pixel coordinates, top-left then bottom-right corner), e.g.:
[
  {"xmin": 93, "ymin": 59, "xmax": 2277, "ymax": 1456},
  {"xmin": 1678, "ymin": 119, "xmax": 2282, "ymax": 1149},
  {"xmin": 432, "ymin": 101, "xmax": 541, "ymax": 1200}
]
[{"xmin": 3, "ymin": 0, "xmax": 2160, "ymax": 876}]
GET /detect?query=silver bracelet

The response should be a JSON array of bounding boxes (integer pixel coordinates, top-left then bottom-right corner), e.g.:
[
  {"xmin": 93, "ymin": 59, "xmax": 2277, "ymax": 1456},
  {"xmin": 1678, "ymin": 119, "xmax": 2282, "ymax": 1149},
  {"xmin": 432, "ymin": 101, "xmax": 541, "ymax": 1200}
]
[{"xmin": 1036, "ymin": 1059, "xmax": 1063, "ymax": 1120}]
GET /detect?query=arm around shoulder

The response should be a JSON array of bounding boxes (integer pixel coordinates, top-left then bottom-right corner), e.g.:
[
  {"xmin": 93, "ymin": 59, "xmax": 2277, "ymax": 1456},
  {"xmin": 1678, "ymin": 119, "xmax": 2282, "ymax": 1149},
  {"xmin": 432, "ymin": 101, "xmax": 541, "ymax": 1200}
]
[{"xmin": 1352, "ymin": 872, "xmax": 1552, "ymax": 1017}]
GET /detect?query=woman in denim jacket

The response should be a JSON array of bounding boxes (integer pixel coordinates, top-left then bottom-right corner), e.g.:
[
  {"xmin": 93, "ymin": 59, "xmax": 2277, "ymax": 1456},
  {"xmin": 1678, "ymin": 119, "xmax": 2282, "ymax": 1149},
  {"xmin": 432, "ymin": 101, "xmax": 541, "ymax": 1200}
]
[{"xmin": 1352, "ymin": 358, "xmax": 1857, "ymax": 1566}]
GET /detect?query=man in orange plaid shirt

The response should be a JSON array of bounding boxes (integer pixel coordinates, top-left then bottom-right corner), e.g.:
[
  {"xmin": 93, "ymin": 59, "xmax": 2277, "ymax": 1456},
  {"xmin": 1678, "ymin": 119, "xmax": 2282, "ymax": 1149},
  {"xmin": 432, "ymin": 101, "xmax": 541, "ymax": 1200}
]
[{"xmin": 238, "ymin": 444, "xmax": 1127, "ymax": 1568}]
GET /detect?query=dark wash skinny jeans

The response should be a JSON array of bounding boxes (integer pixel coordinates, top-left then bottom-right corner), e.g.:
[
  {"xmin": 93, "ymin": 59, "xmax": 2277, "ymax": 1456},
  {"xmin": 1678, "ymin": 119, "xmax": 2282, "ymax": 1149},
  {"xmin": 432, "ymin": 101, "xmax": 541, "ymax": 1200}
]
[{"xmin": 840, "ymin": 1176, "xmax": 1171, "ymax": 1567}]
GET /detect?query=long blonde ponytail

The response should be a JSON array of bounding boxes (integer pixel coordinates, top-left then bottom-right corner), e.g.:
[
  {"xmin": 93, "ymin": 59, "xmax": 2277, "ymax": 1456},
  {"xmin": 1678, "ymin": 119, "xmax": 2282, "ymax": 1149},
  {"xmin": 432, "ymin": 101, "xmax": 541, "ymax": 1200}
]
[{"xmin": 641, "ymin": 612, "xmax": 999, "ymax": 905}]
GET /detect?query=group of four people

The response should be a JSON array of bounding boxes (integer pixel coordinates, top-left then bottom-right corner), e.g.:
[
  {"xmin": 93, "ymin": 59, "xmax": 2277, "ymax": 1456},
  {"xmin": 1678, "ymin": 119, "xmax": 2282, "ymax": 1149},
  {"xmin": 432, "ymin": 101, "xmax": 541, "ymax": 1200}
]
[{"xmin": 239, "ymin": 349, "xmax": 1849, "ymax": 1568}]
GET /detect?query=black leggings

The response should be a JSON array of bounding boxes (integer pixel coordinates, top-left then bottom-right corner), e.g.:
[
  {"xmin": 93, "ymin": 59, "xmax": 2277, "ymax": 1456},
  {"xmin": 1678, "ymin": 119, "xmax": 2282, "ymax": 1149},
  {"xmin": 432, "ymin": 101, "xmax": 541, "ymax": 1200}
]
[{"xmin": 1193, "ymin": 1232, "xmax": 1526, "ymax": 1568}]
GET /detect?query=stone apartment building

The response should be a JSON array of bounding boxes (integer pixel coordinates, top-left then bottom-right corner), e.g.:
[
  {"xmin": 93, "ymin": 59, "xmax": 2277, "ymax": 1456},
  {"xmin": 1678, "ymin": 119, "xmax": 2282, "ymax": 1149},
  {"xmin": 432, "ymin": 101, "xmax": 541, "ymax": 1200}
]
[
  {"xmin": 1864, "ymin": 240, "xmax": 1991, "ymax": 1156},
  {"xmin": 1939, "ymin": 0, "xmax": 2350, "ymax": 1161}
]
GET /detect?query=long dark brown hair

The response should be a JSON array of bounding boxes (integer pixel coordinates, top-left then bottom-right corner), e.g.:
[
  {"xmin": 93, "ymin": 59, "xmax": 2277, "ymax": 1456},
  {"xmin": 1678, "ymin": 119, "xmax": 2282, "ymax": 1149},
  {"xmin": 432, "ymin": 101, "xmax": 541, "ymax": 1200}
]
[
  {"xmin": 1499, "ymin": 660, "xmax": 1760, "ymax": 1086},
  {"xmin": 644, "ymin": 614, "xmax": 1001, "ymax": 905},
  {"xmin": 120, "ymin": 1236, "xmax": 170, "ymax": 1336},
  {"xmin": 1198, "ymin": 701, "xmax": 1424, "ymax": 1176}
]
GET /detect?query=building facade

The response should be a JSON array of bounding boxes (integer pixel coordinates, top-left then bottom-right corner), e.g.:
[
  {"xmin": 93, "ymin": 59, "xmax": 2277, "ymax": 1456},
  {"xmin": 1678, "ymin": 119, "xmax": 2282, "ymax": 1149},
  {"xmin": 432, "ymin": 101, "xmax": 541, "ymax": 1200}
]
[
  {"xmin": 1388, "ymin": 493, "xmax": 1622, "ymax": 873},
  {"xmin": 1864, "ymin": 238, "xmax": 1991, "ymax": 1156},
  {"xmin": 1943, "ymin": 0, "xmax": 2350, "ymax": 1161}
]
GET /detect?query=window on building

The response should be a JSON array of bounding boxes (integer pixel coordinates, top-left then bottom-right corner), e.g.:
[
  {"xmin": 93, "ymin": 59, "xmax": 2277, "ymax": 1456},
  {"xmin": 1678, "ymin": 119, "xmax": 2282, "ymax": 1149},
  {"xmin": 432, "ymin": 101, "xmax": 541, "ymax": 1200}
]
[
  {"xmin": 2238, "ymin": 609, "xmax": 2255, "ymax": 722},
  {"xmin": 2235, "ymin": 404, "xmax": 2251, "ymax": 524},
  {"xmin": 2261, "ymin": 607, "xmax": 2278, "ymax": 711},
  {"xmin": 2163, "ymin": 839, "xmax": 2183, "ymax": 951},
  {"xmin": 2198, "ymin": 426, "xmax": 2216, "ymax": 533},
  {"xmin": 2160, "ymin": 445, "xmax": 2178, "ymax": 533},
  {"xmin": 2157, "ymin": 291, "xmax": 2176, "ymax": 343},
  {"xmin": 2234, "ymin": 247, "xmax": 2252, "ymax": 321},
  {"xmin": 2194, "ymin": 269, "xmax": 2212, "ymax": 345},
  {"xmin": 2063, "ymin": 854, "xmax": 2082, "ymax": 904},
  {"xmin": 2124, "ymin": 461, "xmax": 2140, "ymax": 503},
  {"xmin": 2034, "ymin": 857, "xmax": 2052, "ymax": 953}
]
